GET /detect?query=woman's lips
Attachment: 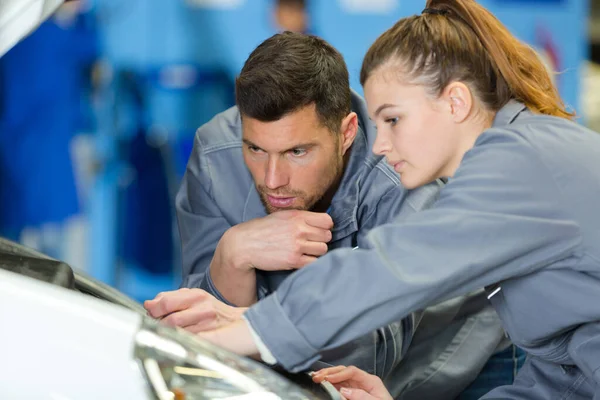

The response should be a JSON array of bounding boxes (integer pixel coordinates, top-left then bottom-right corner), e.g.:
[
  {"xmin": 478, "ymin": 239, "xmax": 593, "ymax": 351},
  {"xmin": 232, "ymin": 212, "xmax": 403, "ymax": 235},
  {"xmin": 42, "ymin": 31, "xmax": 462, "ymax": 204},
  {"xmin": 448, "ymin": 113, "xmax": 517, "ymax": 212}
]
[{"xmin": 392, "ymin": 161, "xmax": 406, "ymax": 173}]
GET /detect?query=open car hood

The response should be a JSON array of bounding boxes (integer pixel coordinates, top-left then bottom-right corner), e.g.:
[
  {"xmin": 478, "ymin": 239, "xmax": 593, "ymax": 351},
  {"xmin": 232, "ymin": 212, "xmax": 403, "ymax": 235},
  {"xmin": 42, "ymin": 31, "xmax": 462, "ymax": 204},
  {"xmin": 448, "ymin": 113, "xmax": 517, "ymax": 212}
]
[
  {"xmin": 0, "ymin": 237, "xmax": 146, "ymax": 313},
  {"xmin": 0, "ymin": 0, "xmax": 65, "ymax": 57}
]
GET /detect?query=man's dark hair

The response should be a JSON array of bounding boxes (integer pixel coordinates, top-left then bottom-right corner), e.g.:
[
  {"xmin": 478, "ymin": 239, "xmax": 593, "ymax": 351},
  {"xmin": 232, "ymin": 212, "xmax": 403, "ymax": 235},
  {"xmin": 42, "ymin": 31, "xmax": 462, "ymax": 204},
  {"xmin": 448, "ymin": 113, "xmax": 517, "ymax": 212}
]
[{"xmin": 235, "ymin": 31, "xmax": 351, "ymax": 133}]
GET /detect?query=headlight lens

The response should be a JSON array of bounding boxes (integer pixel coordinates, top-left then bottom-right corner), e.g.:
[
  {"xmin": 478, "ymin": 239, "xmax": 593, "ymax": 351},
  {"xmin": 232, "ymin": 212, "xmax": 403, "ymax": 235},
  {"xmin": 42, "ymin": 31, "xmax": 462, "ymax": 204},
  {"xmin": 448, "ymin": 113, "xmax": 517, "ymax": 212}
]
[{"xmin": 134, "ymin": 318, "xmax": 313, "ymax": 400}]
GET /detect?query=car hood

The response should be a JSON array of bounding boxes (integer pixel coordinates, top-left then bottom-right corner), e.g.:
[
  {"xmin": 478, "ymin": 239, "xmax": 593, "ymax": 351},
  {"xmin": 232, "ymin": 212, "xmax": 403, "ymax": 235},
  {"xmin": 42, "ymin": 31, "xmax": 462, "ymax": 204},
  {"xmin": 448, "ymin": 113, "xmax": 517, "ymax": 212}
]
[{"xmin": 0, "ymin": 0, "xmax": 65, "ymax": 57}]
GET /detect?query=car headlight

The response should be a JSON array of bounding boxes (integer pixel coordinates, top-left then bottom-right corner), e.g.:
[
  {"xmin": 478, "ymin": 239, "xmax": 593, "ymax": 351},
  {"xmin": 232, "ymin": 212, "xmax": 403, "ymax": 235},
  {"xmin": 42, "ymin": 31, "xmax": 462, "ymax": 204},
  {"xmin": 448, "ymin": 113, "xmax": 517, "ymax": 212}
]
[{"xmin": 134, "ymin": 318, "xmax": 313, "ymax": 400}]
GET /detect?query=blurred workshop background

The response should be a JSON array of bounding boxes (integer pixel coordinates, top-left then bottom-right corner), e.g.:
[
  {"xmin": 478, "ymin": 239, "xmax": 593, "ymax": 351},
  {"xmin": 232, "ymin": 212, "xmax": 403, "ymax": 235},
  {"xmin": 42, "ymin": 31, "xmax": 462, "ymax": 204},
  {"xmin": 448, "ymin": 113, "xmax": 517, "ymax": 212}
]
[{"xmin": 0, "ymin": 0, "xmax": 597, "ymax": 302}]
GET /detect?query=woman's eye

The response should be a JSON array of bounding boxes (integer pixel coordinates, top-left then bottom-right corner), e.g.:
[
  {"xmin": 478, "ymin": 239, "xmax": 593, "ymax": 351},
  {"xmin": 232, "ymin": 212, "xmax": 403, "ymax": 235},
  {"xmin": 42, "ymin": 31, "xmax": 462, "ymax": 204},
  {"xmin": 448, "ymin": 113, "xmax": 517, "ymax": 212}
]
[
  {"xmin": 385, "ymin": 117, "xmax": 399, "ymax": 126},
  {"xmin": 290, "ymin": 148, "xmax": 307, "ymax": 157}
]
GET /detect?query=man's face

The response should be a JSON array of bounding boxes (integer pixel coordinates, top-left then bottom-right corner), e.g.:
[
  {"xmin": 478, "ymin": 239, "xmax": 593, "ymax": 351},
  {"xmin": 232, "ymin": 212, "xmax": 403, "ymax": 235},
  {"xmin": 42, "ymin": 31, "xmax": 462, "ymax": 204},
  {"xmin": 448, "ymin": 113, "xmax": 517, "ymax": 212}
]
[{"xmin": 242, "ymin": 104, "xmax": 345, "ymax": 214}]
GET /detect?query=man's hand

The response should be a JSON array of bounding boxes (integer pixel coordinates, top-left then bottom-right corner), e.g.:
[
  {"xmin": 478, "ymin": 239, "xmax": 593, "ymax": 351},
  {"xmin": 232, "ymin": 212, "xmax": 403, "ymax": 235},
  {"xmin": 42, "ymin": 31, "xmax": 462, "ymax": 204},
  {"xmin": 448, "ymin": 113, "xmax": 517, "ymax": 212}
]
[
  {"xmin": 223, "ymin": 210, "xmax": 334, "ymax": 272},
  {"xmin": 312, "ymin": 366, "xmax": 393, "ymax": 400},
  {"xmin": 210, "ymin": 209, "xmax": 333, "ymax": 307},
  {"xmin": 144, "ymin": 288, "xmax": 246, "ymax": 333}
]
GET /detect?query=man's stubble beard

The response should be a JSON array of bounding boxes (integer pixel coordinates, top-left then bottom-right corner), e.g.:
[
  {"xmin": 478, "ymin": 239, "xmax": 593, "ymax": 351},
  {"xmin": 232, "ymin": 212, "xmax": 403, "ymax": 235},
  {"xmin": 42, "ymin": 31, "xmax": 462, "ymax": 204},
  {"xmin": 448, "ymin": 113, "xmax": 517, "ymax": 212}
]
[{"xmin": 258, "ymin": 152, "xmax": 345, "ymax": 214}]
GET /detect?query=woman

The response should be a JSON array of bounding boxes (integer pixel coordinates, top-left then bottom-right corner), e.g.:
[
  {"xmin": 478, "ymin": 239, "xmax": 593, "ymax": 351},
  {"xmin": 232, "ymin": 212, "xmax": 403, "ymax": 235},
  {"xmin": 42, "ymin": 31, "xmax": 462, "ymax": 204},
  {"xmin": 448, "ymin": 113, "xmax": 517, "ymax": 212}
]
[{"xmin": 200, "ymin": 0, "xmax": 600, "ymax": 398}]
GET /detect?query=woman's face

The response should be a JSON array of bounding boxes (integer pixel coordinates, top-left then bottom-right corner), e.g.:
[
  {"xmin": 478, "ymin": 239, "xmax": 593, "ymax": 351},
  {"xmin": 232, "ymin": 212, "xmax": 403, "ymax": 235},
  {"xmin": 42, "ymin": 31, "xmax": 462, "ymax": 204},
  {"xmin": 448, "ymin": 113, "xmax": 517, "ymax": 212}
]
[{"xmin": 364, "ymin": 68, "xmax": 463, "ymax": 189}]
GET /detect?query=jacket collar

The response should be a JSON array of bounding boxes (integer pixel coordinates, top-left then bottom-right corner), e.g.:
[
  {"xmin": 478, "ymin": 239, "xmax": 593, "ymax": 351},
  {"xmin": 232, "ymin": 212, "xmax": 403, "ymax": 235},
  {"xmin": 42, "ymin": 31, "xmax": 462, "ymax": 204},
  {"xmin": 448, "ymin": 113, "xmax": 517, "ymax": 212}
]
[{"xmin": 492, "ymin": 100, "xmax": 528, "ymax": 128}]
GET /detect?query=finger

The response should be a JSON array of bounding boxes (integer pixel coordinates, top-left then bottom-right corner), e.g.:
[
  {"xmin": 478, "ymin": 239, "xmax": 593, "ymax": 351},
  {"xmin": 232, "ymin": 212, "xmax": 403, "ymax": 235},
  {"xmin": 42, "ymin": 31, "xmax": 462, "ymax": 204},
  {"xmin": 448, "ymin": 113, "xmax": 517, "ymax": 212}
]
[
  {"xmin": 327, "ymin": 367, "xmax": 388, "ymax": 398},
  {"xmin": 318, "ymin": 367, "xmax": 358, "ymax": 384},
  {"xmin": 144, "ymin": 290, "xmax": 171, "ymax": 308},
  {"xmin": 162, "ymin": 305, "xmax": 216, "ymax": 328},
  {"xmin": 312, "ymin": 366, "xmax": 346, "ymax": 383},
  {"xmin": 147, "ymin": 289, "xmax": 201, "ymax": 318},
  {"xmin": 303, "ymin": 225, "xmax": 333, "ymax": 243},
  {"xmin": 143, "ymin": 299, "xmax": 154, "ymax": 312},
  {"xmin": 340, "ymin": 388, "xmax": 378, "ymax": 400},
  {"xmin": 315, "ymin": 365, "xmax": 346, "ymax": 376},
  {"xmin": 144, "ymin": 290, "xmax": 176, "ymax": 317},
  {"xmin": 295, "ymin": 254, "xmax": 318, "ymax": 268},
  {"xmin": 300, "ymin": 240, "xmax": 328, "ymax": 257},
  {"xmin": 303, "ymin": 212, "xmax": 334, "ymax": 230}
]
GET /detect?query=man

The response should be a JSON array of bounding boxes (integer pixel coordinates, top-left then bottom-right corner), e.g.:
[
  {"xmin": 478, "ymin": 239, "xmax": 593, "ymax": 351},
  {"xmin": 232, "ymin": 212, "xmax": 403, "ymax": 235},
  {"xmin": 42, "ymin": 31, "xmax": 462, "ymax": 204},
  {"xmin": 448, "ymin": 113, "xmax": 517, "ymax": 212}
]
[{"xmin": 145, "ymin": 32, "xmax": 510, "ymax": 399}]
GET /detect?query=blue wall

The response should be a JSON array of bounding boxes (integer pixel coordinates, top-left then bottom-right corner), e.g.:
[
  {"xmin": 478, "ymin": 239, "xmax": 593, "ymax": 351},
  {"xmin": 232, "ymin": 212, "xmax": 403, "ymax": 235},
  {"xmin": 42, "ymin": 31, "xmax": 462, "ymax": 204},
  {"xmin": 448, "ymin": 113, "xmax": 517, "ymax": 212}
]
[
  {"xmin": 87, "ymin": 0, "xmax": 588, "ymax": 297},
  {"xmin": 96, "ymin": 0, "xmax": 588, "ymax": 129}
]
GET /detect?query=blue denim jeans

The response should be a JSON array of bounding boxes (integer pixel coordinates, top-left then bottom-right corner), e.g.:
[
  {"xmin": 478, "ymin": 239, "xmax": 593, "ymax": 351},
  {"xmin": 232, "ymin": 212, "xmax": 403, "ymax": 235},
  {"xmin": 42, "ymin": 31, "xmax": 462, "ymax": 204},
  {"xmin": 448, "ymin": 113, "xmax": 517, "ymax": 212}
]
[{"xmin": 456, "ymin": 345, "xmax": 527, "ymax": 400}]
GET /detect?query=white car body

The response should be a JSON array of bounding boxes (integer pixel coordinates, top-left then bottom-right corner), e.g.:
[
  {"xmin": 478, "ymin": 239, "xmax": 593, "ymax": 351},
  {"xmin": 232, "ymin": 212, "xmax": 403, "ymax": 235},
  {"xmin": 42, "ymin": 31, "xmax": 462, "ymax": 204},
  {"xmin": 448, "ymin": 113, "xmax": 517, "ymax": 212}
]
[
  {"xmin": 0, "ymin": 241, "xmax": 338, "ymax": 400},
  {"xmin": 0, "ymin": 269, "xmax": 149, "ymax": 400}
]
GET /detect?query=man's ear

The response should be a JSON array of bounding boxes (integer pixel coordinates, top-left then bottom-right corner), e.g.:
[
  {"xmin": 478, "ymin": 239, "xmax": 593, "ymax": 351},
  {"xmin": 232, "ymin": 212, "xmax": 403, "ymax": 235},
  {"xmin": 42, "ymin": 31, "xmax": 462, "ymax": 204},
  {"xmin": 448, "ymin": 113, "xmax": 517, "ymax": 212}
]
[
  {"xmin": 442, "ymin": 82, "xmax": 473, "ymax": 124},
  {"xmin": 339, "ymin": 112, "xmax": 358, "ymax": 155}
]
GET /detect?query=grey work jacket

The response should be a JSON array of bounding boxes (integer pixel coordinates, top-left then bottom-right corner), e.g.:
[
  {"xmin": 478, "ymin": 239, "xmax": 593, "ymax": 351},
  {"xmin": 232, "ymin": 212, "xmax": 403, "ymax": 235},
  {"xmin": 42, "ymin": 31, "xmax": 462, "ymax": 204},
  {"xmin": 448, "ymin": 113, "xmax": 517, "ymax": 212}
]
[{"xmin": 245, "ymin": 101, "xmax": 600, "ymax": 399}]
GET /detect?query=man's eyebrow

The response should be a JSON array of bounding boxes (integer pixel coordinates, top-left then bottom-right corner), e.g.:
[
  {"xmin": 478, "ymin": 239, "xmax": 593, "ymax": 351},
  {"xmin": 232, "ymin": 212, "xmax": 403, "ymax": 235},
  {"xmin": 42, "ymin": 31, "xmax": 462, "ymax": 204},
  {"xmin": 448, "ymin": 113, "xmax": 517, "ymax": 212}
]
[
  {"xmin": 243, "ymin": 139, "xmax": 318, "ymax": 153},
  {"xmin": 242, "ymin": 139, "xmax": 263, "ymax": 150}
]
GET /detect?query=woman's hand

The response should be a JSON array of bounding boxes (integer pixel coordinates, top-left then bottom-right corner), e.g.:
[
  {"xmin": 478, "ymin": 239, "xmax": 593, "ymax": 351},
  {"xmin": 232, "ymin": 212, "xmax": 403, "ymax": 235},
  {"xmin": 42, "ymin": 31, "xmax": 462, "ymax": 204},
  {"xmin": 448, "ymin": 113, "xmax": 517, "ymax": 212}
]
[
  {"xmin": 312, "ymin": 365, "xmax": 393, "ymax": 400},
  {"xmin": 196, "ymin": 319, "xmax": 260, "ymax": 358}
]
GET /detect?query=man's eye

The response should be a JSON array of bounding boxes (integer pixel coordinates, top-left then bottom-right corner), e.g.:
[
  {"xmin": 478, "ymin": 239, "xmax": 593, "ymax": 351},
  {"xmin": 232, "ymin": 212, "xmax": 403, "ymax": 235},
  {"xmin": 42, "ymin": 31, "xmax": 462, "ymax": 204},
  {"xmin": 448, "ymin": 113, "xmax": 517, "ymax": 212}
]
[
  {"xmin": 248, "ymin": 145, "xmax": 262, "ymax": 153},
  {"xmin": 290, "ymin": 148, "xmax": 307, "ymax": 157}
]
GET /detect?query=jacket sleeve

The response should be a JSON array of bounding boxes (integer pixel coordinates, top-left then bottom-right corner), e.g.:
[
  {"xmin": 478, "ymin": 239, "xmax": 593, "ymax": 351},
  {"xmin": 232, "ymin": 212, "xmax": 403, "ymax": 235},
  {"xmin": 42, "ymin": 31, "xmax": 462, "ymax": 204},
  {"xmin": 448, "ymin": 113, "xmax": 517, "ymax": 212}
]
[
  {"xmin": 176, "ymin": 132, "xmax": 234, "ymax": 305},
  {"xmin": 244, "ymin": 128, "xmax": 583, "ymax": 372}
]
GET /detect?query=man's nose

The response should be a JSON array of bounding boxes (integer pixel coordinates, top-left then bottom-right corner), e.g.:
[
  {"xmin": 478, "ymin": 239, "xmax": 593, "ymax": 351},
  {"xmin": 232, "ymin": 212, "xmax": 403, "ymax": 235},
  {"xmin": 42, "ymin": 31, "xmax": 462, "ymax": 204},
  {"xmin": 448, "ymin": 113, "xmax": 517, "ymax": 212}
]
[{"xmin": 264, "ymin": 157, "xmax": 289, "ymax": 190}]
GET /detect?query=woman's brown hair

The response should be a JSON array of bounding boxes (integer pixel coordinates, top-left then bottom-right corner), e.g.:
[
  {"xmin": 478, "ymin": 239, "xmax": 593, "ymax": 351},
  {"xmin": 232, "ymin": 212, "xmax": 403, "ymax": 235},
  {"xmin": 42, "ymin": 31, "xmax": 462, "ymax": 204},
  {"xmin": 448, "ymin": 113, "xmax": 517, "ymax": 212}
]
[{"xmin": 360, "ymin": 0, "xmax": 574, "ymax": 119}]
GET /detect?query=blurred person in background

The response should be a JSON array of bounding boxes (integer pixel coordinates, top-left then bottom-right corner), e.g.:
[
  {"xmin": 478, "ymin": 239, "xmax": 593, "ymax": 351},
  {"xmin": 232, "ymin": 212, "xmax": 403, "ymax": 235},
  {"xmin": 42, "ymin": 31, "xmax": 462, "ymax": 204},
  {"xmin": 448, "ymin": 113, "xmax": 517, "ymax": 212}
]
[
  {"xmin": 272, "ymin": 0, "xmax": 310, "ymax": 33},
  {"xmin": 0, "ymin": 0, "xmax": 97, "ymax": 260}
]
